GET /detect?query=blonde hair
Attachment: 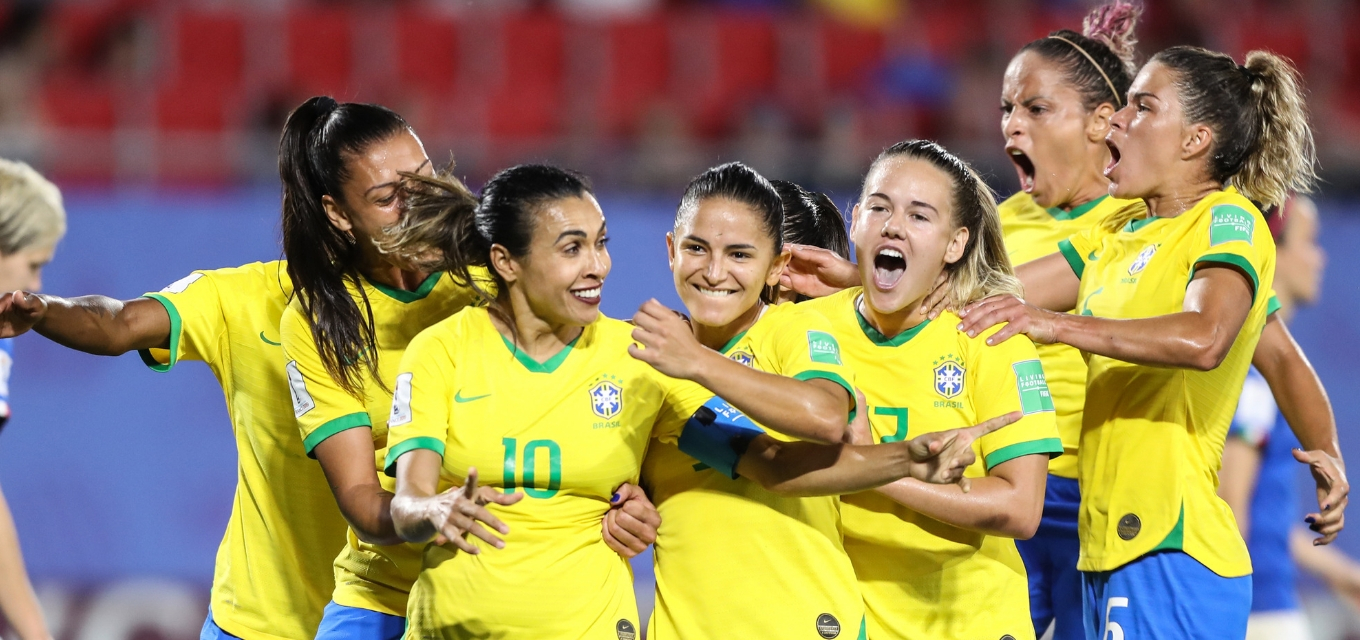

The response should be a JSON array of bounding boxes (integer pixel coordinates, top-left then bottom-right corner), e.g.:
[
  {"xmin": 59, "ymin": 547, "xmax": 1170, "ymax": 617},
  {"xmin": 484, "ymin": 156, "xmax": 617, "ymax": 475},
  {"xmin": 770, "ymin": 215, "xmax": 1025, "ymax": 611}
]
[
  {"xmin": 0, "ymin": 159, "xmax": 66, "ymax": 254},
  {"xmin": 1154, "ymin": 47, "xmax": 1316, "ymax": 208},
  {"xmin": 864, "ymin": 140, "xmax": 1023, "ymax": 309}
]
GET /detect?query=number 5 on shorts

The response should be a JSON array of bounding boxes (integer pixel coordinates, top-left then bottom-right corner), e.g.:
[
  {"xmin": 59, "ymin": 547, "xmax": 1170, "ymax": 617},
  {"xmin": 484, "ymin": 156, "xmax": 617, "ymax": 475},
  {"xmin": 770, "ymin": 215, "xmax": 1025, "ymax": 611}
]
[{"xmin": 1103, "ymin": 596, "xmax": 1129, "ymax": 640}]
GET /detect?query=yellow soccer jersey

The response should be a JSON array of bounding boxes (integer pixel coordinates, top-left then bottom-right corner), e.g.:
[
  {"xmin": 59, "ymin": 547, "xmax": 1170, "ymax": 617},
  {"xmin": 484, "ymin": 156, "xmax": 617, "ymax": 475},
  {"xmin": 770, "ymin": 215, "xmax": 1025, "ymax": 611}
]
[
  {"xmin": 383, "ymin": 308, "xmax": 713, "ymax": 639},
  {"xmin": 1000, "ymin": 192, "xmax": 1140, "ymax": 478},
  {"xmin": 279, "ymin": 272, "xmax": 481, "ymax": 616},
  {"xmin": 138, "ymin": 261, "xmax": 348, "ymax": 640},
  {"xmin": 801, "ymin": 289, "xmax": 1062, "ymax": 640},
  {"xmin": 642, "ymin": 302, "xmax": 866, "ymax": 640},
  {"xmin": 1059, "ymin": 188, "xmax": 1274, "ymax": 576}
]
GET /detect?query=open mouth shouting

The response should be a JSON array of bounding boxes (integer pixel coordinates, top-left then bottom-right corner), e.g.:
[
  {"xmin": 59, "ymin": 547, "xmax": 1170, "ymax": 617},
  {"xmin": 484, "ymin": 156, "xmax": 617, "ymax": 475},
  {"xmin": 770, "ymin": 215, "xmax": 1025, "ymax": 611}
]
[
  {"xmin": 571, "ymin": 285, "xmax": 602, "ymax": 306},
  {"xmin": 1007, "ymin": 145, "xmax": 1037, "ymax": 194},
  {"xmin": 1104, "ymin": 138, "xmax": 1122, "ymax": 178},
  {"xmin": 872, "ymin": 246, "xmax": 907, "ymax": 290}
]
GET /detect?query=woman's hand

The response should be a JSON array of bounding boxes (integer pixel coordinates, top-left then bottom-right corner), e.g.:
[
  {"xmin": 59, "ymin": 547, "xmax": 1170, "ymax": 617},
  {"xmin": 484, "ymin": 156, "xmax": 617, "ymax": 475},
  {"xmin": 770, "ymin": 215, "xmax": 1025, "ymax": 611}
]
[
  {"xmin": 957, "ymin": 295, "xmax": 1060, "ymax": 346},
  {"xmin": 629, "ymin": 299, "xmax": 710, "ymax": 380},
  {"xmin": 1295, "ymin": 448, "xmax": 1349, "ymax": 545},
  {"xmin": 904, "ymin": 411, "xmax": 1022, "ymax": 492},
  {"xmin": 0, "ymin": 292, "xmax": 46, "ymax": 338},
  {"xmin": 778, "ymin": 244, "xmax": 860, "ymax": 299},
  {"xmin": 425, "ymin": 468, "xmax": 524, "ymax": 554},
  {"xmin": 920, "ymin": 271, "xmax": 952, "ymax": 320},
  {"xmin": 844, "ymin": 389, "xmax": 874, "ymax": 446},
  {"xmin": 602, "ymin": 483, "xmax": 660, "ymax": 558}
]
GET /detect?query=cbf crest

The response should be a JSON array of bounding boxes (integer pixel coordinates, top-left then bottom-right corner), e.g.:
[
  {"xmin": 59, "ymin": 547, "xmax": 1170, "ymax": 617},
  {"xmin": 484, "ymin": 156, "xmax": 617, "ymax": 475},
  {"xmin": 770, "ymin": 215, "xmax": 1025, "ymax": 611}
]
[
  {"xmin": 1128, "ymin": 244, "xmax": 1159, "ymax": 275},
  {"xmin": 933, "ymin": 355, "xmax": 965, "ymax": 399},
  {"xmin": 589, "ymin": 374, "xmax": 624, "ymax": 419},
  {"xmin": 729, "ymin": 350, "xmax": 755, "ymax": 367}
]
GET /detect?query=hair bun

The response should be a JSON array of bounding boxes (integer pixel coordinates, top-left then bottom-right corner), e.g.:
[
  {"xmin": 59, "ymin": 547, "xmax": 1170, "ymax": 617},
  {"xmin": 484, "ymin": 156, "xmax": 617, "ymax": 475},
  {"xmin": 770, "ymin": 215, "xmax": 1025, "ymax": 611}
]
[{"xmin": 1082, "ymin": 1, "xmax": 1141, "ymax": 75}]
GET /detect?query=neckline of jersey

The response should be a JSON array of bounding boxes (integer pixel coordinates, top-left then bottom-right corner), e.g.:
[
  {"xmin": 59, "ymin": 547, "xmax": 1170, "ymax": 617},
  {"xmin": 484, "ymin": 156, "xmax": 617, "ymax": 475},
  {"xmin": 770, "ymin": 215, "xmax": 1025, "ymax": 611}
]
[
  {"xmin": 715, "ymin": 303, "xmax": 769, "ymax": 354},
  {"xmin": 1122, "ymin": 215, "xmax": 1166, "ymax": 234},
  {"xmin": 367, "ymin": 271, "xmax": 442, "ymax": 304},
  {"xmin": 1046, "ymin": 195, "xmax": 1108, "ymax": 221},
  {"xmin": 855, "ymin": 295, "xmax": 930, "ymax": 347},
  {"xmin": 499, "ymin": 331, "xmax": 581, "ymax": 374}
]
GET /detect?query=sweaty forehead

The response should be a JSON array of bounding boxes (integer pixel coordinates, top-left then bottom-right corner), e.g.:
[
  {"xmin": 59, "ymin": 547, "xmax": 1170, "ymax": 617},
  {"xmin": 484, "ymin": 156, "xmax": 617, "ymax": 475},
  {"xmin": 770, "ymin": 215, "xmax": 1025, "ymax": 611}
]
[{"xmin": 531, "ymin": 195, "xmax": 604, "ymax": 242}]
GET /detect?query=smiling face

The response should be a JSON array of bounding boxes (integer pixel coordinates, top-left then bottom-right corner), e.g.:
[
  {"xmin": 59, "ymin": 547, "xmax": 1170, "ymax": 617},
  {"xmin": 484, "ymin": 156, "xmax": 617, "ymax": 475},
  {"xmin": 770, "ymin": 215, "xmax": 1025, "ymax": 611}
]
[
  {"xmin": 1000, "ymin": 51, "xmax": 1113, "ymax": 208},
  {"xmin": 496, "ymin": 194, "xmax": 611, "ymax": 328},
  {"xmin": 323, "ymin": 129, "xmax": 432, "ymax": 261},
  {"xmin": 851, "ymin": 156, "xmax": 969, "ymax": 317},
  {"xmin": 1104, "ymin": 61, "xmax": 1203, "ymax": 201},
  {"xmin": 669, "ymin": 197, "xmax": 785, "ymax": 329}
]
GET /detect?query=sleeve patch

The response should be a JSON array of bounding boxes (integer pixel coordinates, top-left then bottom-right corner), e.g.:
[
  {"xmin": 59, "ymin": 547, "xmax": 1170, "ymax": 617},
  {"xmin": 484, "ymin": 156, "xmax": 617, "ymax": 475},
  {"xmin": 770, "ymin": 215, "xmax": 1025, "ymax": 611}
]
[
  {"xmin": 161, "ymin": 272, "xmax": 204, "ymax": 294},
  {"xmin": 806, "ymin": 330, "xmax": 843, "ymax": 366},
  {"xmin": 285, "ymin": 360, "xmax": 316, "ymax": 418},
  {"xmin": 1012, "ymin": 359, "xmax": 1055, "ymax": 415},
  {"xmin": 389, "ymin": 372, "xmax": 413, "ymax": 427},
  {"xmin": 1210, "ymin": 205, "xmax": 1255, "ymax": 246}
]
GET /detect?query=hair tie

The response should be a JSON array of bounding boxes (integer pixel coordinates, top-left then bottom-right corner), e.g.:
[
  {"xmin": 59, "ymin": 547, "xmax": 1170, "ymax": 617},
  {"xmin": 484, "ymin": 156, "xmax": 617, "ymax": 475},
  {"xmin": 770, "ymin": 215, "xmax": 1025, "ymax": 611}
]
[{"xmin": 1049, "ymin": 35, "xmax": 1124, "ymax": 107}]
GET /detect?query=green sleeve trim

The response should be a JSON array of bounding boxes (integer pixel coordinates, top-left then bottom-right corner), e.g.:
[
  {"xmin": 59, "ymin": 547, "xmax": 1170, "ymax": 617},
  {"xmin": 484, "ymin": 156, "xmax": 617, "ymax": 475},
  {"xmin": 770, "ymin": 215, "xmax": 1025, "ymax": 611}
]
[
  {"xmin": 137, "ymin": 293, "xmax": 181, "ymax": 372},
  {"xmin": 383, "ymin": 436, "xmax": 446, "ymax": 477},
  {"xmin": 1057, "ymin": 239, "xmax": 1085, "ymax": 280},
  {"xmin": 1267, "ymin": 294, "xmax": 1282, "ymax": 317},
  {"xmin": 1191, "ymin": 253, "xmax": 1260, "ymax": 303},
  {"xmin": 983, "ymin": 437, "xmax": 1064, "ymax": 471},
  {"xmin": 302, "ymin": 412, "xmax": 372, "ymax": 458},
  {"xmin": 792, "ymin": 370, "xmax": 857, "ymax": 422}
]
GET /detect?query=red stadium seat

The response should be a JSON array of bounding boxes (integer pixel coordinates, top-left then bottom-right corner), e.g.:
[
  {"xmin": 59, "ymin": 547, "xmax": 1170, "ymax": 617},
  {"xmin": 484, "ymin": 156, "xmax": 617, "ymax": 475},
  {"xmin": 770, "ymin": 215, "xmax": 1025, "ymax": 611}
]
[
  {"xmin": 1237, "ymin": 11, "xmax": 1310, "ymax": 70},
  {"xmin": 155, "ymin": 79, "xmax": 237, "ymax": 132},
  {"xmin": 485, "ymin": 12, "xmax": 564, "ymax": 139},
  {"xmin": 170, "ymin": 10, "xmax": 245, "ymax": 86},
  {"xmin": 395, "ymin": 9, "xmax": 460, "ymax": 98},
  {"xmin": 818, "ymin": 18, "xmax": 885, "ymax": 93},
  {"xmin": 918, "ymin": 4, "xmax": 985, "ymax": 60},
  {"xmin": 40, "ymin": 73, "xmax": 116, "ymax": 130},
  {"xmin": 286, "ymin": 7, "xmax": 353, "ymax": 96},
  {"xmin": 600, "ymin": 16, "xmax": 670, "ymax": 136}
]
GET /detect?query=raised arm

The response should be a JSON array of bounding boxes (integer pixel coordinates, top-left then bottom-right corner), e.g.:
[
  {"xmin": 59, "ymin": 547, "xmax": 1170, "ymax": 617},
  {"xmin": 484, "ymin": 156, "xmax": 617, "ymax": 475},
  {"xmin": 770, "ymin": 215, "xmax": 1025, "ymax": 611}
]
[
  {"xmin": 0, "ymin": 291, "xmax": 169, "ymax": 354},
  {"xmin": 959, "ymin": 265, "xmax": 1254, "ymax": 371},
  {"xmin": 1253, "ymin": 313, "xmax": 1347, "ymax": 544},
  {"xmin": 629, "ymin": 299, "xmax": 851, "ymax": 443}
]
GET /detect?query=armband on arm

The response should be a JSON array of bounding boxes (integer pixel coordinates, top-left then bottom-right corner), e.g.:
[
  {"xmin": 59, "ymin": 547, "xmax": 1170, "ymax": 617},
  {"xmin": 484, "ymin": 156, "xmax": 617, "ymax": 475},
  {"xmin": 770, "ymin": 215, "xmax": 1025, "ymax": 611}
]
[{"xmin": 676, "ymin": 396, "xmax": 765, "ymax": 479}]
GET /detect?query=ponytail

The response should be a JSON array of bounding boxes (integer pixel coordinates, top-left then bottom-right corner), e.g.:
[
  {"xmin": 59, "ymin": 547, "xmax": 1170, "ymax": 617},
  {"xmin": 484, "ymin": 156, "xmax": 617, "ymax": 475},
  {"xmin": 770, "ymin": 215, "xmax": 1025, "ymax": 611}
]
[
  {"xmin": 1237, "ymin": 51, "xmax": 1318, "ymax": 207},
  {"xmin": 1153, "ymin": 47, "xmax": 1316, "ymax": 208},
  {"xmin": 1019, "ymin": 1, "xmax": 1141, "ymax": 111},
  {"xmin": 279, "ymin": 96, "xmax": 410, "ymax": 397}
]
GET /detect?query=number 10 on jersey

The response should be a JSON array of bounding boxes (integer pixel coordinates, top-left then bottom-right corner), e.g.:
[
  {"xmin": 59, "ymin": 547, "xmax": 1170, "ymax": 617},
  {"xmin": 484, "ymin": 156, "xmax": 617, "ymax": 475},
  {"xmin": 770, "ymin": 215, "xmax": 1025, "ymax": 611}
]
[{"xmin": 501, "ymin": 437, "xmax": 563, "ymax": 498}]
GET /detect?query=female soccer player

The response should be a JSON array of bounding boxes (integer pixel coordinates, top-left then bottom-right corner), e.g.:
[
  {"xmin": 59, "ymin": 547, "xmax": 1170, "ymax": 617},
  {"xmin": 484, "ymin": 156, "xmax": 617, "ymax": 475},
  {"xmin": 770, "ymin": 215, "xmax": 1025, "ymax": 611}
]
[
  {"xmin": 996, "ymin": 5, "xmax": 1142, "ymax": 638},
  {"xmin": 0, "ymin": 98, "xmax": 533, "ymax": 640},
  {"xmin": 274, "ymin": 98, "xmax": 659, "ymax": 639},
  {"xmin": 639, "ymin": 163, "xmax": 867, "ymax": 639},
  {"xmin": 956, "ymin": 46, "xmax": 1317, "ymax": 638},
  {"xmin": 786, "ymin": 140, "xmax": 1061, "ymax": 640},
  {"xmin": 379, "ymin": 163, "xmax": 1013, "ymax": 638},
  {"xmin": 0, "ymin": 159, "xmax": 65, "ymax": 640}
]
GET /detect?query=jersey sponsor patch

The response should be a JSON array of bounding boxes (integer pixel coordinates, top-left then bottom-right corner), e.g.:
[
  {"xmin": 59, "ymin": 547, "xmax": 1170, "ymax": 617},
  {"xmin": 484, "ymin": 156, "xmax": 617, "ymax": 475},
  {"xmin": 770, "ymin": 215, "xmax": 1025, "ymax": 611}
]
[
  {"xmin": 816, "ymin": 613, "xmax": 841, "ymax": 639},
  {"xmin": 589, "ymin": 375, "xmax": 623, "ymax": 419},
  {"xmin": 284, "ymin": 361, "xmax": 315, "ymax": 418},
  {"xmin": 807, "ymin": 330, "xmax": 843, "ymax": 365},
  {"xmin": 1012, "ymin": 360, "xmax": 1055, "ymax": 415},
  {"xmin": 389, "ymin": 372, "xmax": 413, "ymax": 427},
  {"xmin": 161, "ymin": 272, "xmax": 204, "ymax": 294},
  {"xmin": 933, "ymin": 356, "xmax": 965, "ymax": 399},
  {"xmin": 1210, "ymin": 205, "xmax": 1255, "ymax": 246}
]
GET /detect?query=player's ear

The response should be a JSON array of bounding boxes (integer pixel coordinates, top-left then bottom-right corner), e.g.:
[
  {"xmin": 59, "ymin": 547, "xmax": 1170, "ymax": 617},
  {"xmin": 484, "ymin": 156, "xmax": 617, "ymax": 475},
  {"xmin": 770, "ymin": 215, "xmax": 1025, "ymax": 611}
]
[
  {"xmin": 321, "ymin": 194, "xmax": 352, "ymax": 232},
  {"xmin": 665, "ymin": 232, "xmax": 677, "ymax": 271},
  {"xmin": 943, "ymin": 226, "xmax": 969, "ymax": 265},
  {"xmin": 489, "ymin": 243, "xmax": 518, "ymax": 285},
  {"xmin": 1088, "ymin": 103, "xmax": 1116, "ymax": 143},
  {"xmin": 766, "ymin": 247, "xmax": 792, "ymax": 288},
  {"xmin": 1182, "ymin": 123, "xmax": 1214, "ymax": 162}
]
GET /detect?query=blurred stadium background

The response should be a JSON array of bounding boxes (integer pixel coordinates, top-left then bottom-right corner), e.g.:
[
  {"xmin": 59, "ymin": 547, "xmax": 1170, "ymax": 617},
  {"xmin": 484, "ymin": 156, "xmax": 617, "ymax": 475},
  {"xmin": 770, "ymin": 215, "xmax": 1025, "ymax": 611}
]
[{"xmin": 3, "ymin": 0, "xmax": 1360, "ymax": 638}]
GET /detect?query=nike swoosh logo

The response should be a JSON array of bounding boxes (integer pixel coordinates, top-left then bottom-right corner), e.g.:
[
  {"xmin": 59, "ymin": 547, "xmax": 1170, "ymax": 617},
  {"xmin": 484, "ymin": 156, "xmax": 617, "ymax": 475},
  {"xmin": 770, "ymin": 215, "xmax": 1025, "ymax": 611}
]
[
  {"xmin": 1087, "ymin": 251, "xmax": 1098, "ymax": 261},
  {"xmin": 454, "ymin": 390, "xmax": 491, "ymax": 403},
  {"xmin": 259, "ymin": 332, "xmax": 281, "ymax": 346}
]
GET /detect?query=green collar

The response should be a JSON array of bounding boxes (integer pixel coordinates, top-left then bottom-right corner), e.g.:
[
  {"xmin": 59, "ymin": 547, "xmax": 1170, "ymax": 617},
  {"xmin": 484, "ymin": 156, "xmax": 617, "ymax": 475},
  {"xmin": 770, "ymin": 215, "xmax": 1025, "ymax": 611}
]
[
  {"xmin": 1123, "ymin": 215, "xmax": 1163, "ymax": 234},
  {"xmin": 718, "ymin": 330, "xmax": 750, "ymax": 355},
  {"xmin": 500, "ymin": 332, "xmax": 580, "ymax": 374},
  {"xmin": 1046, "ymin": 195, "xmax": 1108, "ymax": 221},
  {"xmin": 368, "ymin": 272, "xmax": 442, "ymax": 304},
  {"xmin": 855, "ymin": 297, "xmax": 930, "ymax": 347}
]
